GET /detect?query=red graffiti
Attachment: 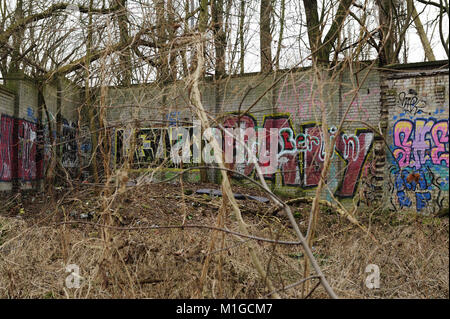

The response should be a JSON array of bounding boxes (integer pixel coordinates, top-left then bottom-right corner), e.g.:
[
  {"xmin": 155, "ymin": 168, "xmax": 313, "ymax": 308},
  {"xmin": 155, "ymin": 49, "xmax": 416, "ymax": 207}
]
[
  {"xmin": 303, "ymin": 125, "xmax": 324, "ymax": 187},
  {"xmin": 335, "ymin": 130, "xmax": 374, "ymax": 197},
  {"xmin": 302, "ymin": 125, "xmax": 374, "ymax": 197},
  {"xmin": 223, "ymin": 114, "xmax": 257, "ymax": 176},
  {"xmin": 343, "ymin": 88, "xmax": 380, "ymax": 121},
  {"xmin": 0, "ymin": 115, "xmax": 14, "ymax": 181},
  {"xmin": 262, "ymin": 115, "xmax": 299, "ymax": 185},
  {"xmin": 221, "ymin": 113, "xmax": 374, "ymax": 197},
  {"xmin": 18, "ymin": 119, "xmax": 37, "ymax": 181}
]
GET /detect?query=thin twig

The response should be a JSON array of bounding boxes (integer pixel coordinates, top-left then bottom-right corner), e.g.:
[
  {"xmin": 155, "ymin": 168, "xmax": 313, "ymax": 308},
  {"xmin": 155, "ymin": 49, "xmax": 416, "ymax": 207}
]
[{"xmin": 264, "ymin": 276, "xmax": 320, "ymax": 298}]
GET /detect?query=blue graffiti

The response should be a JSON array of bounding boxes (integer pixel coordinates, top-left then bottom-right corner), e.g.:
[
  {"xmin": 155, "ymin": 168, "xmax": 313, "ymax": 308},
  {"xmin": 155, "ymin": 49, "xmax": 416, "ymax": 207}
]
[
  {"xmin": 166, "ymin": 112, "xmax": 181, "ymax": 126},
  {"xmin": 27, "ymin": 107, "xmax": 38, "ymax": 123},
  {"xmin": 392, "ymin": 167, "xmax": 432, "ymax": 212},
  {"xmin": 415, "ymin": 192, "xmax": 432, "ymax": 211}
]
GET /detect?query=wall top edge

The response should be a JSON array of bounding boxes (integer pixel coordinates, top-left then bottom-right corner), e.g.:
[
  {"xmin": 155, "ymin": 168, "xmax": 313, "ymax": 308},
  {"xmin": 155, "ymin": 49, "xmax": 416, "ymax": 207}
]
[{"xmin": 385, "ymin": 68, "xmax": 449, "ymax": 80}]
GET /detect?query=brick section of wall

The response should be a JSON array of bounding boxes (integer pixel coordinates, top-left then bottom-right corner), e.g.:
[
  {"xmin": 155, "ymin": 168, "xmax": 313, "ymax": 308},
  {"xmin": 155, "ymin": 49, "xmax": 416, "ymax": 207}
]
[
  {"xmin": 18, "ymin": 80, "xmax": 38, "ymax": 121},
  {"xmin": 0, "ymin": 86, "xmax": 14, "ymax": 116}
]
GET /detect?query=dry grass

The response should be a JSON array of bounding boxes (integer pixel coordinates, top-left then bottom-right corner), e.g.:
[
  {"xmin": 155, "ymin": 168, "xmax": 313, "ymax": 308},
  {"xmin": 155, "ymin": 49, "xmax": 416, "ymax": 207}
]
[{"xmin": 0, "ymin": 183, "xmax": 448, "ymax": 299}]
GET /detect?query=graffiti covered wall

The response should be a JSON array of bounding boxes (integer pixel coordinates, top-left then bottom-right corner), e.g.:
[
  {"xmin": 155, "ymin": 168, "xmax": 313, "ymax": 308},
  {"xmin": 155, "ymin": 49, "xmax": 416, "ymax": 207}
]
[
  {"xmin": 385, "ymin": 70, "xmax": 449, "ymax": 214},
  {"xmin": 1, "ymin": 63, "xmax": 448, "ymax": 214},
  {"xmin": 102, "ymin": 62, "xmax": 448, "ymax": 213},
  {"xmin": 214, "ymin": 66, "xmax": 382, "ymax": 204},
  {"xmin": 221, "ymin": 113, "xmax": 374, "ymax": 199},
  {"xmin": 113, "ymin": 126, "xmax": 196, "ymax": 169}
]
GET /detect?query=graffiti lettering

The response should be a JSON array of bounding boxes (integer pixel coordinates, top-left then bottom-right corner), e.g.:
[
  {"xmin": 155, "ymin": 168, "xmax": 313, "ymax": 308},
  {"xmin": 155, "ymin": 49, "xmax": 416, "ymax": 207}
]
[
  {"xmin": 61, "ymin": 119, "xmax": 78, "ymax": 168},
  {"xmin": 335, "ymin": 130, "xmax": 374, "ymax": 197},
  {"xmin": 391, "ymin": 116, "xmax": 449, "ymax": 212},
  {"xmin": 398, "ymin": 90, "xmax": 426, "ymax": 115},
  {"xmin": 18, "ymin": 119, "xmax": 37, "ymax": 181},
  {"xmin": 223, "ymin": 114, "xmax": 257, "ymax": 176},
  {"xmin": 222, "ymin": 114, "xmax": 374, "ymax": 197},
  {"xmin": 393, "ymin": 118, "xmax": 449, "ymax": 170}
]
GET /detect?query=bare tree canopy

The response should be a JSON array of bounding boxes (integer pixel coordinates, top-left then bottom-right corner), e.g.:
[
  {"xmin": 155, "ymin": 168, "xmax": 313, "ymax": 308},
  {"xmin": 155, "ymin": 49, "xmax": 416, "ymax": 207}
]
[{"xmin": 0, "ymin": 0, "xmax": 448, "ymax": 84}]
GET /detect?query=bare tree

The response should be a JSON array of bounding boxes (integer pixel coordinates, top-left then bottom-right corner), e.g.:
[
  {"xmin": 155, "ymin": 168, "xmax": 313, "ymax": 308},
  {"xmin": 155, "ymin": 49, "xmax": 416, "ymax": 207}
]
[{"xmin": 260, "ymin": 0, "xmax": 273, "ymax": 72}]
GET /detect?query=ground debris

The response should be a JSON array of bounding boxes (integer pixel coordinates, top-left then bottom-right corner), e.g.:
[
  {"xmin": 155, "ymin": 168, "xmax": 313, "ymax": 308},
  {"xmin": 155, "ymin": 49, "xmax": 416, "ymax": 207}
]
[{"xmin": 0, "ymin": 183, "xmax": 448, "ymax": 299}]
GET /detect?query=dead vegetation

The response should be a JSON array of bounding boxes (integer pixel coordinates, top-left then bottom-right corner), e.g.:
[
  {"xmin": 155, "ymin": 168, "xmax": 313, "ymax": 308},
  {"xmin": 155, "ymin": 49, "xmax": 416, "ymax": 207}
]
[{"xmin": 0, "ymin": 182, "xmax": 447, "ymax": 299}]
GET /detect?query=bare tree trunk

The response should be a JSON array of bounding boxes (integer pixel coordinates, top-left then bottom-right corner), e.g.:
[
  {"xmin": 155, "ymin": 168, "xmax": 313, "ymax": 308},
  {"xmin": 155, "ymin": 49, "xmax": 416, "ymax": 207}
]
[
  {"xmin": 199, "ymin": 0, "xmax": 209, "ymax": 33},
  {"xmin": 56, "ymin": 76, "xmax": 63, "ymax": 179},
  {"xmin": 155, "ymin": 0, "xmax": 169, "ymax": 84},
  {"xmin": 114, "ymin": 0, "xmax": 132, "ymax": 85},
  {"xmin": 212, "ymin": 0, "xmax": 226, "ymax": 78},
  {"xmin": 439, "ymin": 0, "xmax": 449, "ymax": 58},
  {"xmin": 303, "ymin": 0, "xmax": 352, "ymax": 65},
  {"xmin": 180, "ymin": 0, "xmax": 190, "ymax": 77},
  {"xmin": 377, "ymin": 0, "xmax": 397, "ymax": 65},
  {"xmin": 260, "ymin": 0, "xmax": 272, "ymax": 72},
  {"xmin": 239, "ymin": 0, "xmax": 245, "ymax": 74},
  {"xmin": 408, "ymin": 0, "xmax": 436, "ymax": 61},
  {"xmin": 303, "ymin": 0, "xmax": 323, "ymax": 63},
  {"xmin": 10, "ymin": 0, "xmax": 24, "ymax": 73},
  {"xmin": 275, "ymin": 0, "xmax": 285, "ymax": 70},
  {"xmin": 167, "ymin": 0, "xmax": 178, "ymax": 82}
]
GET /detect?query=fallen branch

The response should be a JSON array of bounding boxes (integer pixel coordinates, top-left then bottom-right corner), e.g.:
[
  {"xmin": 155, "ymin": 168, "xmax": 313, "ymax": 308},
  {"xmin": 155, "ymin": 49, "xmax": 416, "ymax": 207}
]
[{"xmin": 54, "ymin": 220, "xmax": 302, "ymax": 245}]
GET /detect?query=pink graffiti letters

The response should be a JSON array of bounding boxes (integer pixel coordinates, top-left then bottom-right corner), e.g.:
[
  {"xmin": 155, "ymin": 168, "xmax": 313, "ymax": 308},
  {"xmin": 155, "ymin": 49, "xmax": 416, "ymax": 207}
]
[
  {"xmin": 343, "ymin": 88, "xmax": 380, "ymax": 121},
  {"xmin": 276, "ymin": 80, "xmax": 319, "ymax": 121},
  {"xmin": 262, "ymin": 115, "xmax": 299, "ymax": 185},
  {"xmin": 393, "ymin": 120, "xmax": 413, "ymax": 167},
  {"xmin": 393, "ymin": 118, "xmax": 449, "ymax": 170},
  {"xmin": 431, "ymin": 120, "xmax": 449, "ymax": 167},
  {"xmin": 302, "ymin": 125, "xmax": 323, "ymax": 187}
]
